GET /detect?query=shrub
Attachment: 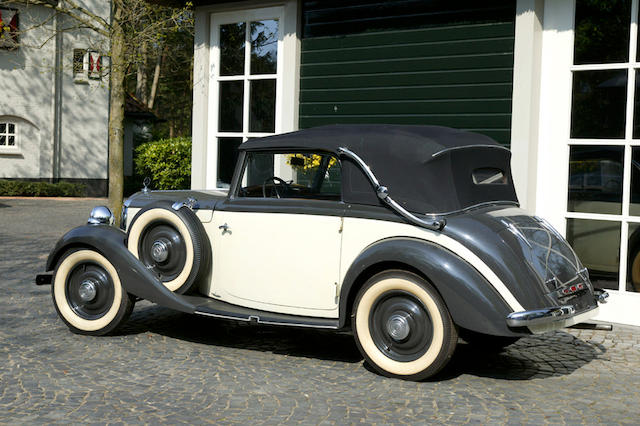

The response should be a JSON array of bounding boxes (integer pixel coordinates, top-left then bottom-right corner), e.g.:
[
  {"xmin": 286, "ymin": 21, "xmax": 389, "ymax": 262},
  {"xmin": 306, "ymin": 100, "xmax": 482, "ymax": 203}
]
[
  {"xmin": 0, "ymin": 180, "xmax": 86, "ymax": 197},
  {"xmin": 135, "ymin": 137, "xmax": 191, "ymax": 190}
]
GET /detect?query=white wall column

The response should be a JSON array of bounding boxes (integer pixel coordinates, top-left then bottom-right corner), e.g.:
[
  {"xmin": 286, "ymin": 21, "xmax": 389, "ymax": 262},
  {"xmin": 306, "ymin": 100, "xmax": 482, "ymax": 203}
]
[{"xmin": 510, "ymin": 0, "xmax": 544, "ymax": 213}]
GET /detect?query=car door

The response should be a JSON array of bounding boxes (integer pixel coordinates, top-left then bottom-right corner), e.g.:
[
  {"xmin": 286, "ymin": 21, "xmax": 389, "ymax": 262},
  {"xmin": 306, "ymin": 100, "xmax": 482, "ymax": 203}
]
[{"xmin": 211, "ymin": 151, "xmax": 344, "ymax": 315}]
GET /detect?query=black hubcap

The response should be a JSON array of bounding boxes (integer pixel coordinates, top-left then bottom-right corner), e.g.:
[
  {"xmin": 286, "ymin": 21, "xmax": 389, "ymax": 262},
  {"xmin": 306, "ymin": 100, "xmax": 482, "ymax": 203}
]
[
  {"xmin": 65, "ymin": 262, "xmax": 115, "ymax": 319},
  {"xmin": 369, "ymin": 291, "xmax": 433, "ymax": 362},
  {"xmin": 139, "ymin": 222, "xmax": 186, "ymax": 282}
]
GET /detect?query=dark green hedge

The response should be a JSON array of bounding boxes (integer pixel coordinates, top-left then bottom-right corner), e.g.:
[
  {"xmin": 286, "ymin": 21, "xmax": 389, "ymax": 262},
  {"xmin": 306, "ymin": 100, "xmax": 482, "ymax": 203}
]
[
  {"xmin": 135, "ymin": 137, "xmax": 191, "ymax": 190},
  {"xmin": 0, "ymin": 180, "xmax": 86, "ymax": 197}
]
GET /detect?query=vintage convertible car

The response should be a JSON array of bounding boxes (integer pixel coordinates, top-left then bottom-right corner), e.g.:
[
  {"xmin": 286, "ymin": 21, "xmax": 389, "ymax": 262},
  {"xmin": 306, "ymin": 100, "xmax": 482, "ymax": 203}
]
[{"xmin": 36, "ymin": 125, "xmax": 608, "ymax": 380}]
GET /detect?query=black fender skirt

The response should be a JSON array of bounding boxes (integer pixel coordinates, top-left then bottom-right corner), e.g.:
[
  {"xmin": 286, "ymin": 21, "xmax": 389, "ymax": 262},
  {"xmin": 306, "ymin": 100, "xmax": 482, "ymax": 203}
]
[
  {"xmin": 43, "ymin": 225, "xmax": 196, "ymax": 314},
  {"xmin": 339, "ymin": 238, "xmax": 522, "ymax": 336}
]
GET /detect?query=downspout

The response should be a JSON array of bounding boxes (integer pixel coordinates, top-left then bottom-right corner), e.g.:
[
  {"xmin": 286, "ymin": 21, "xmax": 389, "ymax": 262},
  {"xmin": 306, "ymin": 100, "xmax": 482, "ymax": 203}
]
[{"xmin": 52, "ymin": 7, "xmax": 63, "ymax": 181}]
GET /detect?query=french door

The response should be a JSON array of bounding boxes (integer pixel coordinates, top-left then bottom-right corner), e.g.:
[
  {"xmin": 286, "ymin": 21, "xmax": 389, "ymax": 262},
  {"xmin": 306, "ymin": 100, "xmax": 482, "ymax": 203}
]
[
  {"xmin": 207, "ymin": 7, "xmax": 284, "ymax": 189},
  {"xmin": 538, "ymin": 0, "xmax": 640, "ymax": 325}
]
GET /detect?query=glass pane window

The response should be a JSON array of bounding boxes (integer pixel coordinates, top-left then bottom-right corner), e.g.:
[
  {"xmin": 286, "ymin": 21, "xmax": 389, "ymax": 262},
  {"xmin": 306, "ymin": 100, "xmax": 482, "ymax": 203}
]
[
  {"xmin": 218, "ymin": 81, "xmax": 244, "ymax": 132},
  {"xmin": 250, "ymin": 19, "xmax": 278, "ymax": 75},
  {"xmin": 566, "ymin": 218, "xmax": 621, "ymax": 291},
  {"xmin": 627, "ymin": 223, "xmax": 640, "ymax": 292},
  {"xmin": 249, "ymin": 79, "xmax": 276, "ymax": 132},
  {"xmin": 238, "ymin": 152, "xmax": 341, "ymax": 200},
  {"xmin": 571, "ymin": 70, "xmax": 627, "ymax": 139},
  {"xmin": 574, "ymin": 0, "xmax": 631, "ymax": 65},
  {"xmin": 568, "ymin": 145, "xmax": 624, "ymax": 214},
  {"xmin": 217, "ymin": 138, "xmax": 243, "ymax": 188},
  {"xmin": 629, "ymin": 148, "xmax": 640, "ymax": 215},
  {"xmin": 220, "ymin": 23, "xmax": 245, "ymax": 76}
]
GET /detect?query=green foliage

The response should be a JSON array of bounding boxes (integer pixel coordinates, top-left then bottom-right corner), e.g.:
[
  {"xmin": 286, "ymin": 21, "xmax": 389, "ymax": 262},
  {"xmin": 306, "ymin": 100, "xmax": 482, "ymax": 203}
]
[
  {"xmin": 0, "ymin": 180, "xmax": 86, "ymax": 197},
  {"xmin": 135, "ymin": 137, "xmax": 191, "ymax": 190}
]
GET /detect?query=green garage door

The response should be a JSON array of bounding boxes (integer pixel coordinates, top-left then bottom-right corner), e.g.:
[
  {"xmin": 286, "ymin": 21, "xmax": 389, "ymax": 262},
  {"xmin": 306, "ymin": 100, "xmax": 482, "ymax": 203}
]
[{"xmin": 299, "ymin": 1, "xmax": 516, "ymax": 145}]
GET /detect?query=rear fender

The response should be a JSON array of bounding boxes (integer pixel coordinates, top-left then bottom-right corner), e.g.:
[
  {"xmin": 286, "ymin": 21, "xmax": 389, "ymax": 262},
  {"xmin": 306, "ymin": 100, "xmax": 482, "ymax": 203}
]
[
  {"xmin": 339, "ymin": 238, "xmax": 522, "ymax": 336},
  {"xmin": 45, "ymin": 225, "xmax": 195, "ymax": 314}
]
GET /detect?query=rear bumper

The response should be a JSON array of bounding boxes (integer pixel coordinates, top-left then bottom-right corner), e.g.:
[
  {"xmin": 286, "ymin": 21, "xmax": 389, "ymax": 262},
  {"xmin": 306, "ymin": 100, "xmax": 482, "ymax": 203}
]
[{"xmin": 506, "ymin": 291, "xmax": 607, "ymax": 334}]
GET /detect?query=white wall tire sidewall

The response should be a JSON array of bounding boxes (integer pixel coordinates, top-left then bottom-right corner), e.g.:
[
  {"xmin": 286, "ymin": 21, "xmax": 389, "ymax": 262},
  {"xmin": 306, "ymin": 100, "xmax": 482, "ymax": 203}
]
[
  {"xmin": 127, "ymin": 208, "xmax": 194, "ymax": 292},
  {"xmin": 355, "ymin": 277, "xmax": 445, "ymax": 377},
  {"xmin": 53, "ymin": 250, "xmax": 123, "ymax": 332}
]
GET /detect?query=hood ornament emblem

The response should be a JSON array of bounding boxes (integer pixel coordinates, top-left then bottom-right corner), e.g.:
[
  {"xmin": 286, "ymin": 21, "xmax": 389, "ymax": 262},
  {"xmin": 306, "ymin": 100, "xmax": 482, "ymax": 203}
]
[{"xmin": 142, "ymin": 177, "xmax": 151, "ymax": 194}]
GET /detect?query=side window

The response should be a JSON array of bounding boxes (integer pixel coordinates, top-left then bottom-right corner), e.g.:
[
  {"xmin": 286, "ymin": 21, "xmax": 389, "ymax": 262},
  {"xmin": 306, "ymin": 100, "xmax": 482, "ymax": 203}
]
[{"xmin": 238, "ymin": 151, "xmax": 341, "ymax": 200}]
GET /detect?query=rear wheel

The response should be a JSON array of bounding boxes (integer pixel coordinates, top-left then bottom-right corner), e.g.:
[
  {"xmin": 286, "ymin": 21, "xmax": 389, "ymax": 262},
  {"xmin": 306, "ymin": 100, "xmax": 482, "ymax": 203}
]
[
  {"xmin": 52, "ymin": 249, "xmax": 134, "ymax": 335},
  {"xmin": 353, "ymin": 270, "xmax": 457, "ymax": 380}
]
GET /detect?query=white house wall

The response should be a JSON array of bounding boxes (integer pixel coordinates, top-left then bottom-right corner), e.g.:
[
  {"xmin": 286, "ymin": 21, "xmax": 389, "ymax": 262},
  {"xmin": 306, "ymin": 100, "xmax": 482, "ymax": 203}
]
[
  {"xmin": 0, "ymin": 5, "xmax": 55, "ymax": 179},
  {"xmin": 58, "ymin": 3, "xmax": 110, "ymax": 181},
  {"xmin": 0, "ymin": 1, "xmax": 110, "ymax": 183}
]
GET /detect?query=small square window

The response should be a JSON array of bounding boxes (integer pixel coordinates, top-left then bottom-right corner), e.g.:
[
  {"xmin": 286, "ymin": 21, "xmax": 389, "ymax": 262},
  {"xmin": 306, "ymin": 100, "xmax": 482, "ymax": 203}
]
[{"xmin": 0, "ymin": 121, "xmax": 17, "ymax": 149}]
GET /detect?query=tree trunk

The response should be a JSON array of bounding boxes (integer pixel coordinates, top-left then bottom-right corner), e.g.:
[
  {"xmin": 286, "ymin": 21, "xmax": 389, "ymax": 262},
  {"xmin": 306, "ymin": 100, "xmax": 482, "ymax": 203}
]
[
  {"xmin": 147, "ymin": 45, "xmax": 165, "ymax": 110},
  {"xmin": 136, "ymin": 41, "xmax": 148, "ymax": 104},
  {"xmin": 108, "ymin": 3, "xmax": 126, "ymax": 226}
]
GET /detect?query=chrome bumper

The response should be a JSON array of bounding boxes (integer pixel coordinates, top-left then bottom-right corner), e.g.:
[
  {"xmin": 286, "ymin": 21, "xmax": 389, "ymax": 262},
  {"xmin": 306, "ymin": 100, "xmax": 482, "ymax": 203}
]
[
  {"xmin": 506, "ymin": 290, "xmax": 608, "ymax": 334},
  {"xmin": 507, "ymin": 305, "xmax": 577, "ymax": 327}
]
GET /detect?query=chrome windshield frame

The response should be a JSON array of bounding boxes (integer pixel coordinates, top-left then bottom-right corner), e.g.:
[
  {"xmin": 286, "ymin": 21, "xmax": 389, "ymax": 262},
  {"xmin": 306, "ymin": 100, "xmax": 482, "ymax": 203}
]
[{"xmin": 337, "ymin": 147, "xmax": 446, "ymax": 231}]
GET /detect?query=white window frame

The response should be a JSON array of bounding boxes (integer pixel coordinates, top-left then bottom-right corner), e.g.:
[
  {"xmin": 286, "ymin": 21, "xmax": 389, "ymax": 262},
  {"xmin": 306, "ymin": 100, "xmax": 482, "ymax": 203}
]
[
  {"xmin": 0, "ymin": 121, "xmax": 18, "ymax": 153},
  {"xmin": 206, "ymin": 6, "xmax": 285, "ymax": 190},
  {"xmin": 530, "ymin": 0, "xmax": 640, "ymax": 325}
]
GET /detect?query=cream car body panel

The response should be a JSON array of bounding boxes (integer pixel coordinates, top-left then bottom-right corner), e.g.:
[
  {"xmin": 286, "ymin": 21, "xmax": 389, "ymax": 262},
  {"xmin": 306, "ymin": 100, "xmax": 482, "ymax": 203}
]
[{"xmin": 207, "ymin": 210, "xmax": 342, "ymax": 315}]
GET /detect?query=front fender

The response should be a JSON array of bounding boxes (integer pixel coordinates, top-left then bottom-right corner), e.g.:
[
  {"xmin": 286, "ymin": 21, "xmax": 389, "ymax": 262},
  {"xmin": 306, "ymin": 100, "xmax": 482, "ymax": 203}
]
[
  {"xmin": 339, "ymin": 238, "xmax": 522, "ymax": 336},
  {"xmin": 45, "ymin": 225, "xmax": 195, "ymax": 314}
]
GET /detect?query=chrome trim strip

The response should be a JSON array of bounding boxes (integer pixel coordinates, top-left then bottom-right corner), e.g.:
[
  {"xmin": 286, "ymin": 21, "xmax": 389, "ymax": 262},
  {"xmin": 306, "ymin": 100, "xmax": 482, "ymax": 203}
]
[
  {"xmin": 506, "ymin": 305, "xmax": 576, "ymax": 327},
  {"xmin": 194, "ymin": 311, "xmax": 252, "ymax": 322},
  {"xmin": 431, "ymin": 144, "xmax": 511, "ymax": 158},
  {"xmin": 194, "ymin": 310, "xmax": 339, "ymax": 329},
  {"xmin": 257, "ymin": 319, "xmax": 339, "ymax": 329},
  {"xmin": 338, "ymin": 147, "xmax": 446, "ymax": 231}
]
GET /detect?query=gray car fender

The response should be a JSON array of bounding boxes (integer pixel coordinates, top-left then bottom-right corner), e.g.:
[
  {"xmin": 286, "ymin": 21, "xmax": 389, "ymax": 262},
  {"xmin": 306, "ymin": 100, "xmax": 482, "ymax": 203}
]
[
  {"xmin": 45, "ymin": 225, "xmax": 196, "ymax": 314},
  {"xmin": 339, "ymin": 238, "xmax": 522, "ymax": 336}
]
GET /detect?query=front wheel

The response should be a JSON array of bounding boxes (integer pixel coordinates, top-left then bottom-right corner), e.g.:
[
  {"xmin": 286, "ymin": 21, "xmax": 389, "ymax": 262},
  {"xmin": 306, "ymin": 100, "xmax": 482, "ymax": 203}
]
[
  {"xmin": 52, "ymin": 249, "xmax": 134, "ymax": 335},
  {"xmin": 353, "ymin": 270, "xmax": 457, "ymax": 380}
]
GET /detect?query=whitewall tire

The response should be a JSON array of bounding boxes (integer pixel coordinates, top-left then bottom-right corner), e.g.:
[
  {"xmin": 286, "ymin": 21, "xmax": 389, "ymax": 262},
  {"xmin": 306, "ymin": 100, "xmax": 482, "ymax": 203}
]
[
  {"xmin": 127, "ymin": 203, "xmax": 210, "ymax": 294},
  {"xmin": 353, "ymin": 270, "xmax": 457, "ymax": 380},
  {"xmin": 52, "ymin": 249, "xmax": 134, "ymax": 335}
]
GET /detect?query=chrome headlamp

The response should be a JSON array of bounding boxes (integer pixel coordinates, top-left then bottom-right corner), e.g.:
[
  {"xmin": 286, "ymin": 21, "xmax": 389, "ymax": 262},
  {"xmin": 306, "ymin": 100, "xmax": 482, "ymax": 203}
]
[
  {"xmin": 120, "ymin": 205, "xmax": 128, "ymax": 230},
  {"xmin": 88, "ymin": 206, "xmax": 115, "ymax": 226}
]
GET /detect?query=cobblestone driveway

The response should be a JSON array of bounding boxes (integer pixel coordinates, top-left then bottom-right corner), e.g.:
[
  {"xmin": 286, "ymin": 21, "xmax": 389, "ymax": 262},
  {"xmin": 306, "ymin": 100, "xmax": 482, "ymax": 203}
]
[{"xmin": 1, "ymin": 198, "xmax": 640, "ymax": 424}]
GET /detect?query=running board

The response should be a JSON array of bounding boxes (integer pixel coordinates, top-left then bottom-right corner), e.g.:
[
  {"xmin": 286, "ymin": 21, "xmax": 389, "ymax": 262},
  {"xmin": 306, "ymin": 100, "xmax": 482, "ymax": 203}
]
[{"xmin": 180, "ymin": 295, "xmax": 340, "ymax": 329}]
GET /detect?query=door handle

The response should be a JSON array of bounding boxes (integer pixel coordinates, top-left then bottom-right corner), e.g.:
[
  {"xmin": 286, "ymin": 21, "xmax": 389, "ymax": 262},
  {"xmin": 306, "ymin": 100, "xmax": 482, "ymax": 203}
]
[{"xmin": 219, "ymin": 223, "xmax": 230, "ymax": 233}]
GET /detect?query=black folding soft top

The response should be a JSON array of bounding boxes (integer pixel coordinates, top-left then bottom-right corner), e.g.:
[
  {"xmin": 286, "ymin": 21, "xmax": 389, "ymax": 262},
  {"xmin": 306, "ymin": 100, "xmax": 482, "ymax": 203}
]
[{"xmin": 240, "ymin": 124, "xmax": 519, "ymax": 214}]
